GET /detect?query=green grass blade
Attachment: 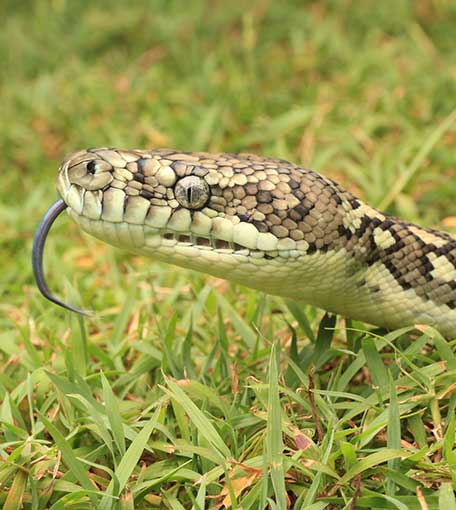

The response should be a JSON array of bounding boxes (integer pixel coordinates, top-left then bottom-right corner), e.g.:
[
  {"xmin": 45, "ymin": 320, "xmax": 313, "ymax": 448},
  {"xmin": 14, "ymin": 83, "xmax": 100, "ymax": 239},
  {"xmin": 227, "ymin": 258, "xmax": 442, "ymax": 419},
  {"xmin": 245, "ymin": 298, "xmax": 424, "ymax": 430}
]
[
  {"xmin": 362, "ymin": 337, "xmax": 389, "ymax": 388},
  {"xmin": 38, "ymin": 412, "xmax": 98, "ymax": 504},
  {"xmin": 99, "ymin": 406, "xmax": 161, "ymax": 509},
  {"xmin": 3, "ymin": 467, "xmax": 27, "ymax": 510},
  {"xmin": 162, "ymin": 377, "xmax": 231, "ymax": 460},
  {"xmin": 439, "ymin": 483, "xmax": 456, "ymax": 509},
  {"xmin": 101, "ymin": 372, "xmax": 126, "ymax": 457},
  {"xmin": 266, "ymin": 342, "xmax": 287, "ymax": 510}
]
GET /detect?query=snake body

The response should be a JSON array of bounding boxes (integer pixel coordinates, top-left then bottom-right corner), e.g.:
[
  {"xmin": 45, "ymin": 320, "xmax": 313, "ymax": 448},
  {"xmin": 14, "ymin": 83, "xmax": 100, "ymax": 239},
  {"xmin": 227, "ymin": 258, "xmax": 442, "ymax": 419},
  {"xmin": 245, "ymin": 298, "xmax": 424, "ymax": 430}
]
[{"xmin": 50, "ymin": 147, "xmax": 456, "ymax": 337}]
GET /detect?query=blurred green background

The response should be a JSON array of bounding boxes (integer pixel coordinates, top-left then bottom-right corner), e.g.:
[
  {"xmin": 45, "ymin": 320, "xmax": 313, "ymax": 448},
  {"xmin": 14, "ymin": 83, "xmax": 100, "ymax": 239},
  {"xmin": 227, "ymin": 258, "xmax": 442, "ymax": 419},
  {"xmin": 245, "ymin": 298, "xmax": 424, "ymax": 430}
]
[
  {"xmin": 2, "ymin": 0, "xmax": 456, "ymax": 308},
  {"xmin": 1, "ymin": 1, "xmax": 456, "ymax": 508}
]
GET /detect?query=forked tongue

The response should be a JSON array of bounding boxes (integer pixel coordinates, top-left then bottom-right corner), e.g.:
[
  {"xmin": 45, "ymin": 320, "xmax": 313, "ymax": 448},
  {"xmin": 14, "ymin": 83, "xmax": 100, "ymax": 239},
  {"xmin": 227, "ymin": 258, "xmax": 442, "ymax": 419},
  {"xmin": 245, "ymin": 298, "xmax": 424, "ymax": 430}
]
[{"xmin": 32, "ymin": 199, "xmax": 89, "ymax": 315}]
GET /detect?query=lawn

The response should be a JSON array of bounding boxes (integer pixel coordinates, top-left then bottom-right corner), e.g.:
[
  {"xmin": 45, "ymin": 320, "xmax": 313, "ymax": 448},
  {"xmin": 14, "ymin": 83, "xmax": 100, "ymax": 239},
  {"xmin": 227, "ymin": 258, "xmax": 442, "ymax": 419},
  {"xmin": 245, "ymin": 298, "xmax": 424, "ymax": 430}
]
[{"xmin": 1, "ymin": 1, "xmax": 456, "ymax": 508}]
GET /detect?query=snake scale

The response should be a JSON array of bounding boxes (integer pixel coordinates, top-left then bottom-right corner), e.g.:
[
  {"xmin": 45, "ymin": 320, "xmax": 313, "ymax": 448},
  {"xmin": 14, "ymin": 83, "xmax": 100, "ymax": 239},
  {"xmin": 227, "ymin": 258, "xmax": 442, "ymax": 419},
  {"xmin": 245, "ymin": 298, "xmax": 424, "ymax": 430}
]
[{"xmin": 32, "ymin": 148, "xmax": 456, "ymax": 338}]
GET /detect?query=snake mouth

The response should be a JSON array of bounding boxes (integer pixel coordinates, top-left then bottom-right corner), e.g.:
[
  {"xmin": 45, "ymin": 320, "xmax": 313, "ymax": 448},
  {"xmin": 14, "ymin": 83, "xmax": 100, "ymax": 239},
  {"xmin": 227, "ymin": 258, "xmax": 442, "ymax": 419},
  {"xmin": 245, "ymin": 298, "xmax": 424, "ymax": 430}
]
[{"xmin": 32, "ymin": 199, "xmax": 89, "ymax": 315}]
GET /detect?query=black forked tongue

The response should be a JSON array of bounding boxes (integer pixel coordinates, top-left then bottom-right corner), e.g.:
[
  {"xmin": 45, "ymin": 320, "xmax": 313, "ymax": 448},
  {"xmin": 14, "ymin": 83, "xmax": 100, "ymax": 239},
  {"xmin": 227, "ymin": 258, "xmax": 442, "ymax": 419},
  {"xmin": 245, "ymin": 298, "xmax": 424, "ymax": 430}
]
[{"xmin": 32, "ymin": 199, "xmax": 90, "ymax": 315}]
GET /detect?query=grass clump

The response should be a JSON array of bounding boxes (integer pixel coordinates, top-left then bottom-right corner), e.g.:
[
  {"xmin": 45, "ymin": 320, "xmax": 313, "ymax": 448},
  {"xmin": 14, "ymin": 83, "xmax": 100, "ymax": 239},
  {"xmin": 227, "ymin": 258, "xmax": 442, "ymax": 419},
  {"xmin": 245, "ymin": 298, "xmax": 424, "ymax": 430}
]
[{"xmin": 1, "ymin": 1, "xmax": 456, "ymax": 508}]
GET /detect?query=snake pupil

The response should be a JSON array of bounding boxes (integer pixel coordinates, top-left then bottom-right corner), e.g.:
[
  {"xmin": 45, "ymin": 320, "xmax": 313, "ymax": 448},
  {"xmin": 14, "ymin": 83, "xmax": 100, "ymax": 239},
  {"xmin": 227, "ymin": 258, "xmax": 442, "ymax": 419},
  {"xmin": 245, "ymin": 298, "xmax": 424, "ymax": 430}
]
[{"xmin": 186, "ymin": 186, "xmax": 193, "ymax": 204}]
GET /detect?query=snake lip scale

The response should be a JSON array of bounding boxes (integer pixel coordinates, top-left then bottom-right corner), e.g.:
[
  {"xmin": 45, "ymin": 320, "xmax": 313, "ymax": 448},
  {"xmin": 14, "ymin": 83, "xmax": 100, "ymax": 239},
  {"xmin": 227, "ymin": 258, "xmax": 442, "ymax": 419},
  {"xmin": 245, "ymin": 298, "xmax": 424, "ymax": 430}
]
[{"xmin": 32, "ymin": 147, "xmax": 456, "ymax": 338}]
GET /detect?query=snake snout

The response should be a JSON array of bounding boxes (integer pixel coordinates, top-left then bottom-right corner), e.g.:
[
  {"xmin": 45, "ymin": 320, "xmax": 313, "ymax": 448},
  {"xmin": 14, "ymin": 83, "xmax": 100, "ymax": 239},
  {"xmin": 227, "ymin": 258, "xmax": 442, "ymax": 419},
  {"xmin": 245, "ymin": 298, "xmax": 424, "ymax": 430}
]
[{"xmin": 32, "ymin": 198, "xmax": 89, "ymax": 315}]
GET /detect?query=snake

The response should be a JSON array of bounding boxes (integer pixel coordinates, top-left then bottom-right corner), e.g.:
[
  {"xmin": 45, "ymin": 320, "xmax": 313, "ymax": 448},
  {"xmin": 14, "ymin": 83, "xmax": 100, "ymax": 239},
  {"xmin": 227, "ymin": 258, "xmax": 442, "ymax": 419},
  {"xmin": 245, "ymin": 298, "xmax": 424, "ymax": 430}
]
[{"xmin": 32, "ymin": 147, "xmax": 456, "ymax": 338}]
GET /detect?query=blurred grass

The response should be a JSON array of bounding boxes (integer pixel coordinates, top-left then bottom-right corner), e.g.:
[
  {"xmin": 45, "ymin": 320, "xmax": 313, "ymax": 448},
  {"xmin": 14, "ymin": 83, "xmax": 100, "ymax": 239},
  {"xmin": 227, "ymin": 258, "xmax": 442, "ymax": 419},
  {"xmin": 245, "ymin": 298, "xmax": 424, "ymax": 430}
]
[{"xmin": 1, "ymin": 0, "xmax": 456, "ymax": 508}]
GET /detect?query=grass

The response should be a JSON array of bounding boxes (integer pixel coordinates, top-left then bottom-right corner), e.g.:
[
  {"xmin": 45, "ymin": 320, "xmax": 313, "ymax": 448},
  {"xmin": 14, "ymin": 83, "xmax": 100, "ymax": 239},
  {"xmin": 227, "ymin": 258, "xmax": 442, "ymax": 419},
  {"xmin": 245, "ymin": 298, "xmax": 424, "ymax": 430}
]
[{"xmin": 1, "ymin": 0, "xmax": 456, "ymax": 508}]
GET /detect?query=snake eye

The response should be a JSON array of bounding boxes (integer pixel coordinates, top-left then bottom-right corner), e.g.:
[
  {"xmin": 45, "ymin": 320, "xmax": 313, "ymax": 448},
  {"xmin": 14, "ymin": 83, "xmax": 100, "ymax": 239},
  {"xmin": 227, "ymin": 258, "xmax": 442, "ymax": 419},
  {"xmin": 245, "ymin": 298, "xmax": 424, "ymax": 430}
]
[{"xmin": 175, "ymin": 176, "xmax": 210, "ymax": 210}]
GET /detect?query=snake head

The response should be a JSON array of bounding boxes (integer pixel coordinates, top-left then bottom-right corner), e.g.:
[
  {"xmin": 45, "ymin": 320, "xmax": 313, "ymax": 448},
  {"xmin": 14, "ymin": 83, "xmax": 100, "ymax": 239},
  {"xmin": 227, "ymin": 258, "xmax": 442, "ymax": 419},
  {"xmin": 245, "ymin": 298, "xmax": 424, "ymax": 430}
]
[
  {"xmin": 38, "ymin": 147, "xmax": 352, "ymax": 313},
  {"xmin": 53, "ymin": 147, "xmax": 333, "ymax": 297}
]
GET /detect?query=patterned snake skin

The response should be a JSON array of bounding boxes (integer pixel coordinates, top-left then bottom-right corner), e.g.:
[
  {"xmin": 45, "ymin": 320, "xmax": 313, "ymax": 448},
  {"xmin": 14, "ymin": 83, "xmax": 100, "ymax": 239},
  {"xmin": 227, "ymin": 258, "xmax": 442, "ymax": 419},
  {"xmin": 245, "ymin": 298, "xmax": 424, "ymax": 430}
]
[{"xmin": 55, "ymin": 148, "xmax": 456, "ymax": 337}]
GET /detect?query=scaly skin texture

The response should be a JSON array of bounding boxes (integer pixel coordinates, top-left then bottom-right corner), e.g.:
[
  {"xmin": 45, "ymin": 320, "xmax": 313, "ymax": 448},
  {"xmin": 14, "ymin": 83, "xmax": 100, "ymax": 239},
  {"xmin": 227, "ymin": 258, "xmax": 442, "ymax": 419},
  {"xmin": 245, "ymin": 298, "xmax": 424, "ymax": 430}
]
[{"xmin": 57, "ymin": 148, "xmax": 456, "ymax": 338}]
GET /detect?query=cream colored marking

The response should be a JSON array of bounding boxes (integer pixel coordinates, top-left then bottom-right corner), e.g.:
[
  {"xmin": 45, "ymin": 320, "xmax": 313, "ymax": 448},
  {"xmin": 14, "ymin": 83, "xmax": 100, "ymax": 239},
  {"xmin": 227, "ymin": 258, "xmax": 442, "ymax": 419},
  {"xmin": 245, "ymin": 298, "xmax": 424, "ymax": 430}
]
[
  {"xmin": 232, "ymin": 174, "xmax": 247, "ymax": 185},
  {"xmin": 286, "ymin": 195, "xmax": 300, "ymax": 208},
  {"xmin": 373, "ymin": 227, "xmax": 396, "ymax": 249},
  {"xmin": 191, "ymin": 211, "xmax": 212, "ymax": 235},
  {"xmin": 113, "ymin": 168, "xmax": 133, "ymax": 181},
  {"xmin": 345, "ymin": 204, "xmax": 385, "ymax": 232},
  {"xmin": 205, "ymin": 172, "xmax": 220, "ymax": 185},
  {"xmin": 83, "ymin": 191, "xmax": 102, "ymax": 220},
  {"xmin": 256, "ymin": 232, "xmax": 278, "ymax": 251},
  {"xmin": 124, "ymin": 196, "xmax": 150, "ymax": 224},
  {"xmin": 145, "ymin": 206, "xmax": 172, "ymax": 228},
  {"xmin": 65, "ymin": 185, "xmax": 83, "ymax": 215},
  {"xmin": 144, "ymin": 230, "xmax": 162, "ymax": 248},
  {"xmin": 102, "ymin": 188, "xmax": 125, "ymax": 223},
  {"xmin": 118, "ymin": 150, "xmax": 140, "ymax": 163},
  {"xmin": 175, "ymin": 245, "xmax": 200, "ymax": 257},
  {"xmin": 211, "ymin": 217, "xmax": 234, "ymax": 242},
  {"xmin": 142, "ymin": 158, "xmax": 161, "ymax": 176},
  {"xmin": 233, "ymin": 223, "xmax": 259, "ymax": 249},
  {"xmin": 156, "ymin": 166, "xmax": 176, "ymax": 186},
  {"xmin": 111, "ymin": 179, "xmax": 127, "ymax": 190},
  {"xmin": 428, "ymin": 252, "xmax": 456, "ymax": 281},
  {"xmin": 296, "ymin": 240, "xmax": 310, "ymax": 252},
  {"xmin": 97, "ymin": 150, "xmax": 126, "ymax": 168},
  {"xmin": 168, "ymin": 209, "xmax": 192, "ymax": 231},
  {"xmin": 202, "ymin": 207, "xmax": 218, "ymax": 218},
  {"xmin": 277, "ymin": 238, "xmax": 296, "ymax": 250},
  {"xmin": 409, "ymin": 226, "xmax": 451, "ymax": 248}
]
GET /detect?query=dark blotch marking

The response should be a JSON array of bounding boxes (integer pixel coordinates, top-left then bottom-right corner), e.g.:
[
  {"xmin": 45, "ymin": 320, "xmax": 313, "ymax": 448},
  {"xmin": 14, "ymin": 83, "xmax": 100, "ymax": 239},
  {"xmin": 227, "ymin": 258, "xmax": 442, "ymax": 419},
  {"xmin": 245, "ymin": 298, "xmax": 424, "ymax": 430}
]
[
  {"xmin": 192, "ymin": 166, "xmax": 208, "ymax": 177},
  {"xmin": 137, "ymin": 158, "xmax": 147, "ymax": 172},
  {"xmin": 307, "ymin": 244, "xmax": 317, "ymax": 254},
  {"xmin": 257, "ymin": 191, "xmax": 272, "ymax": 203},
  {"xmin": 289, "ymin": 179, "xmax": 300, "ymax": 190},
  {"xmin": 140, "ymin": 190, "xmax": 154, "ymax": 200},
  {"xmin": 133, "ymin": 172, "xmax": 145, "ymax": 183},
  {"xmin": 253, "ymin": 221, "xmax": 269, "ymax": 233}
]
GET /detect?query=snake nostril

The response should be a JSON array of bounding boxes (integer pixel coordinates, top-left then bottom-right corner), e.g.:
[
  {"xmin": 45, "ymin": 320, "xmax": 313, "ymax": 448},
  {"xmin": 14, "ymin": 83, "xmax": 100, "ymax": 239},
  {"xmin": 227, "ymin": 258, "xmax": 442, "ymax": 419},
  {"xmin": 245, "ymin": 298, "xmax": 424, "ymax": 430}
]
[{"xmin": 87, "ymin": 160, "xmax": 97, "ymax": 175}]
